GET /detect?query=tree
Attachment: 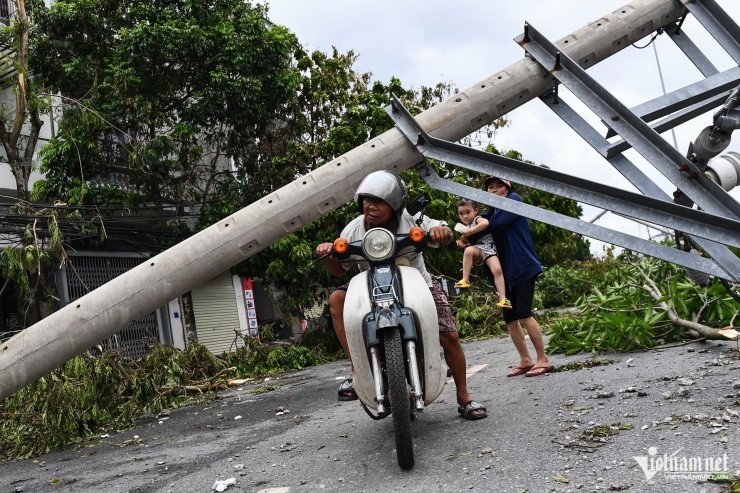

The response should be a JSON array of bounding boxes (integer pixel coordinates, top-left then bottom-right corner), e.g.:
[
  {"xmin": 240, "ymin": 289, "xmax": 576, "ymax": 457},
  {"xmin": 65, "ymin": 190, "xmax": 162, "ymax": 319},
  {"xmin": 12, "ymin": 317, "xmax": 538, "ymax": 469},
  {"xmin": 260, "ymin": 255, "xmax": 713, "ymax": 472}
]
[
  {"xmin": 200, "ymin": 49, "xmax": 426, "ymax": 316},
  {"xmin": 0, "ymin": 0, "xmax": 48, "ymax": 200},
  {"xmin": 30, "ymin": 0, "xmax": 301, "ymax": 212}
]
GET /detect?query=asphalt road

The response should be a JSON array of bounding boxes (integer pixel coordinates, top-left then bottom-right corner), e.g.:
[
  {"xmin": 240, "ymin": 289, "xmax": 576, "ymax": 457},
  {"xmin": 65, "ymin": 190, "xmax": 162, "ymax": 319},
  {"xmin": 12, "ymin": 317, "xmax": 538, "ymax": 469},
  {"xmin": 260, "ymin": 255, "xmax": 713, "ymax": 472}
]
[{"xmin": 1, "ymin": 335, "xmax": 738, "ymax": 493}]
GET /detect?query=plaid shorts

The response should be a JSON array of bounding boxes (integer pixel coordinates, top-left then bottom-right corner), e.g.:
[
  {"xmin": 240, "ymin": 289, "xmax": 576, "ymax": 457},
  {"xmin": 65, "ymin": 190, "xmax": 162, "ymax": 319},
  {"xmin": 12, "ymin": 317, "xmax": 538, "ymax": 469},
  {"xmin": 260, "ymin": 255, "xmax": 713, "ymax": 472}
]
[
  {"xmin": 431, "ymin": 278, "xmax": 456, "ymax": 333},
  {"xmin": 333, "ymin": 278, "xmax": 457, "ymax": 333}
]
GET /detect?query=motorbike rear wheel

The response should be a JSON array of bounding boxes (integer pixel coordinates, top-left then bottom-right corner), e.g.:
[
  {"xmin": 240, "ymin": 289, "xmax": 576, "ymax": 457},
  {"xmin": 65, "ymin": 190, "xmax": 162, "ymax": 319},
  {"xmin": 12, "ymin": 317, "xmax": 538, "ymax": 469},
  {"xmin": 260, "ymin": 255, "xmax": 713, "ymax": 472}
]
[{"xmin": 383, "ymin": 327, "xmax": 414, "ymax": 469}]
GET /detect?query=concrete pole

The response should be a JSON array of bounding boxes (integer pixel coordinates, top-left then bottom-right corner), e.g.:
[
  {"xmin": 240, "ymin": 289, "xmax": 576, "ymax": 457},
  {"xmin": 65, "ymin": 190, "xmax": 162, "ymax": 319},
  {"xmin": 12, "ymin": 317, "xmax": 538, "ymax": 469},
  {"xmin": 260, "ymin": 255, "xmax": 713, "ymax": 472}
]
[{"xmin": 0, "ymin": 0, "xmax": 684, "ymax": 400}]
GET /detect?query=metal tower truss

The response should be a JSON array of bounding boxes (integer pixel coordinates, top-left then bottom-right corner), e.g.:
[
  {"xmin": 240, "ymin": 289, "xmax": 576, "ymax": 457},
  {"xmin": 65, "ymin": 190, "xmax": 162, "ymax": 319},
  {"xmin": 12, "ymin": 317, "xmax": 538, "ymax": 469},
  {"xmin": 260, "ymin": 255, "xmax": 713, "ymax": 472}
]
[
  {"xmin": 386, "ymin": 1, "xmax": 740, "ymax": 283},
  {"xmin": 387, "ymin": 97, "xmax": 739, "ymax": 281}
]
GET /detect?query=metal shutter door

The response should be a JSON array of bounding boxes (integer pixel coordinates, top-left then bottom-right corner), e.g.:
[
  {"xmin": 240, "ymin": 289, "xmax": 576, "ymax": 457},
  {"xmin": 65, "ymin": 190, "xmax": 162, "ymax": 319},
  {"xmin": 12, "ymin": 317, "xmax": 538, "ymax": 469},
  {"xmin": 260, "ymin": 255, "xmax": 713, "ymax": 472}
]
[{"xmin": 191, "ymin": 272, "xmax": 242, "ymax": 355}]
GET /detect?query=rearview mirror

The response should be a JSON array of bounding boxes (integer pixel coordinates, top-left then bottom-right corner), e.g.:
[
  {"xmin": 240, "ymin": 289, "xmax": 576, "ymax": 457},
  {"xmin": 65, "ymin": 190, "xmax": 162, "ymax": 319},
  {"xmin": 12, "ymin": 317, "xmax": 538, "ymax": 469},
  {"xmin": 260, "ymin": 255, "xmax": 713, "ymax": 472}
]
[{"xmin": 406, "ymin": 192, "xmax": 431, "ymax": 216}]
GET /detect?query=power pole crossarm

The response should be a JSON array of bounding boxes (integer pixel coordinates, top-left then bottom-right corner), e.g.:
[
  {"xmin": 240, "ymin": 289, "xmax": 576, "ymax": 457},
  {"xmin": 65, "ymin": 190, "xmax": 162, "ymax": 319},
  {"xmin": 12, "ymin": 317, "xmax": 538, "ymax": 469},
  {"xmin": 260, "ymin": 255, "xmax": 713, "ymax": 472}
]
[{"xmin": 0, "ymin": 0, "xmax": 685, "ymax": 400}]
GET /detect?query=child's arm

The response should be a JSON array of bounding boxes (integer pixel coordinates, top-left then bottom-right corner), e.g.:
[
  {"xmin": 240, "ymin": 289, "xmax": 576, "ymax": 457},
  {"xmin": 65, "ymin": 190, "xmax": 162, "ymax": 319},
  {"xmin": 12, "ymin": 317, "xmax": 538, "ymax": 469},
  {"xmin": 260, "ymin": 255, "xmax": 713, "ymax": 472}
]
[{"xmin": 461, "ymin": 216, "xmax": 489, "ymax": 240}]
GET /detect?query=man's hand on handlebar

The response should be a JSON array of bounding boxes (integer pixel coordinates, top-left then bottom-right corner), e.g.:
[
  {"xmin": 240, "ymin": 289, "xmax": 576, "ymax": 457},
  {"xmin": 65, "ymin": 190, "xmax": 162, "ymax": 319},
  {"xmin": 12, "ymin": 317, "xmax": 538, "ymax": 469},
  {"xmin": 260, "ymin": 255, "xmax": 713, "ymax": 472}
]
[
  {"xmin": 315, "ymin": 242, "xmax": 346, "ymax": 277},
  {"xmin": 428, "ymin": 226, "xmax": 453, "ymax": 246},
  {"xmin": 315, "ymin": 242, "xmax": 335, "ymax": 258}
]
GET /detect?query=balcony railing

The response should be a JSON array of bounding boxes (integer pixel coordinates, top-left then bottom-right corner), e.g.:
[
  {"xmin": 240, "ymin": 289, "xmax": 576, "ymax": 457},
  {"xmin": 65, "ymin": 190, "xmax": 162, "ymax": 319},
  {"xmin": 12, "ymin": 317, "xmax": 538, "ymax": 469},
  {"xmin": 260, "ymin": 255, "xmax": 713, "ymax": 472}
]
[{"xmin": 0, "ymin": 0, "xmax": 12, "ymax": 26}]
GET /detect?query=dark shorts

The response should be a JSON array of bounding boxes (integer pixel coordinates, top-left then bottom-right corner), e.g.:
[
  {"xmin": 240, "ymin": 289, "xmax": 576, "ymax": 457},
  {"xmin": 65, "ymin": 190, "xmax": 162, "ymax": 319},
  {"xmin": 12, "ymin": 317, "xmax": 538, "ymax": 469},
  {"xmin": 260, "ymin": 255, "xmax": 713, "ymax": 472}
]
[
  {"xmin": 503, "ymin": 274, "xmax": 538, "ymax": 324},
  {"xmin": 334, "ymin": 278, "xmax": 456, "ymax": 333}
]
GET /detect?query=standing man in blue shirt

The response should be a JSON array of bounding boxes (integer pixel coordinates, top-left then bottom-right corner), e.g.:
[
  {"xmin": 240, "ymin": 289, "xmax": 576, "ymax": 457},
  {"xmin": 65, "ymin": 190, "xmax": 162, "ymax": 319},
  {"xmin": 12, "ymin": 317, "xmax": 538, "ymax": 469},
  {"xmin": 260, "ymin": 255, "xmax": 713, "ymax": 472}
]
[{"xmin": 481, "ymin": 176, "xmax": 552, "ymax": 377}]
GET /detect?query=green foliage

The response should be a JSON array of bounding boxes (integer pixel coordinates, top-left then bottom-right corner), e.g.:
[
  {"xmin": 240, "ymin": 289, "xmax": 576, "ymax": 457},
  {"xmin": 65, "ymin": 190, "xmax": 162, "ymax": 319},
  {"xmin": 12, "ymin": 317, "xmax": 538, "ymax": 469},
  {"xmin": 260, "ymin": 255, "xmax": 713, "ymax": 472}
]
[
  {"xmin": 0, "ymin": 219, "xmax": 58, "ymax": 311},
  {"xmin": 221, "ymin": 338, "xmax": 323, "ymax": 377},
  {"xmin": 450, "ymin": 290, "xmax": 508, "ymax": 339},
  {"xmin": 0, "ymin": 338, "xmax": 329, "ymax": 461},
  {"xmin": 31, "ymin": 0, "xmax": 301, "ymax": 207},
  {"xmin": 537, "ymin": 248, "xmax": 624, "ymax": 308},
  {"xmin": 0, "ymin": 342, "xmax": 222, "ymax": 460},
  {"xmin": 547, "ymin": 253, "xmax": 739, "ymax": 355},
  {"xmin": 0, "ymin": 207, "xmax": 108, "ymax": 329}
]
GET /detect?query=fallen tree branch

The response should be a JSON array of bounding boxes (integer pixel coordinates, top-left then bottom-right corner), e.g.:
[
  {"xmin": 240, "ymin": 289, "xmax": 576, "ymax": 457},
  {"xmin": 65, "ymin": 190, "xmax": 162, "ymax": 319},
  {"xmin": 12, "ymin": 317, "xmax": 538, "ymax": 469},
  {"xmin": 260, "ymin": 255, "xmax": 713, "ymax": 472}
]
[
  {"xmin": 158, "ymin": 367, "xmax": 240, "ymax": 395},
  {"xmin": 639, "ymin": 278, "xmax": 739, "ymax": 341},
  {"xmin": 193, "ymin": 366, "xmax": 236, "ymax": 385}
]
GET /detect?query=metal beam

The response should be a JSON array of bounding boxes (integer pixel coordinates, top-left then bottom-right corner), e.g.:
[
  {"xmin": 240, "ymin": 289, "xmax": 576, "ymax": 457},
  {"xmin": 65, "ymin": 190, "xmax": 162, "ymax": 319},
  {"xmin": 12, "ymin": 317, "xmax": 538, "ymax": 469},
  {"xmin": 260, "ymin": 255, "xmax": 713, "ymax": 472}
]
[
  {"xmin": 417, "ymin": 164, "xmax": 730, "ymax": 279},
  {"xmin": 540, "ymin": 90, "xmax": 740, "ymax": 282},
  {"xmin": 682, "ymin": 0, "xmax": 740, "ymax": 64},
  {"xmin": 606, "ymin": 92, "xmax": 728, "ymax": 157},
  {"xmin": 666, "ymin": 20, "xmax": 720, "ymax": 77},
  {"xmin": 539, "ymin": 91, "xmax": 670, "ymax": 197},
  {"xmin": 388, "ymin": 97, "xmax": 740, "ymax": 249},
  {"xmin": 386, "ymin": 97, "xmax": 740, "ymax": 280},
  {"xmin": 631, "ymin": 66, "xmax": 740, "ymax": 123},
  {"xmin": 518, "ymin": 22, "xmax": 740, "ymax": 220}
]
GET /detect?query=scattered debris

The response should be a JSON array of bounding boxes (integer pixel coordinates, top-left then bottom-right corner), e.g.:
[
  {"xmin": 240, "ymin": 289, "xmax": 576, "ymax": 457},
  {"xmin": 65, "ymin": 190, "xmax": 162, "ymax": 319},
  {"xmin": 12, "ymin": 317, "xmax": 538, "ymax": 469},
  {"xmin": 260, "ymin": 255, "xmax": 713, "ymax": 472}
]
[
  {"xmin": 607, "ymin": 483, "xmax": 630, "ymax": 491},
  {"xmin": 553, "ymin": 473, "xmax": 570, "ymax": 483},
  {"xmin": 618, "ymin": 387, "xmax": 639, "ymax": 393},
  {"xmin": 248, "ymin": 385, "xmax": 280, "ymax": 395},
  {"xmin": 212, "ymin": 477, "xmax": 236, "ymax": 491},
  {"xmin": 553, "ymin": 358, "xmax": 616, "ymax": 372}
]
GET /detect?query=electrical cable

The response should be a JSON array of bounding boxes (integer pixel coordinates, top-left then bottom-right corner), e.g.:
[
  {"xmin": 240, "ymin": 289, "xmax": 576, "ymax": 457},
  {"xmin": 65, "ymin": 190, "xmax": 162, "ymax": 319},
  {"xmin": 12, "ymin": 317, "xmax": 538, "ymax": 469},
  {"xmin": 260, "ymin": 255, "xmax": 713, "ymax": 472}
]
[{"xmin": 631, "ymin": 28, "xmax": 663, "ymax": 49}]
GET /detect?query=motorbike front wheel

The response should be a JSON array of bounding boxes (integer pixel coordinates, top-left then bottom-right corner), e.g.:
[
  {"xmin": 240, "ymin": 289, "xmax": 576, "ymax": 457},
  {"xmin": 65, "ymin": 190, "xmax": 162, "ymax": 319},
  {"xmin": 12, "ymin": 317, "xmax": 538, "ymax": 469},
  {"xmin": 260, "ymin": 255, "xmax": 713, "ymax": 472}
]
[{"xmin": 383, "ymin": 327, "xmax": 414, "ymax": 470}]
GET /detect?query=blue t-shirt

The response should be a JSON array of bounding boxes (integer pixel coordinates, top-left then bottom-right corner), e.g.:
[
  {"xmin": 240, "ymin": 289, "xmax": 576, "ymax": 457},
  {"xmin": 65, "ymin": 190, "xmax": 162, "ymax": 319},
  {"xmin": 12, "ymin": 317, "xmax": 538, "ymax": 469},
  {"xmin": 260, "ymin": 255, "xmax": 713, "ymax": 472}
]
[{"xmin": 478, "ymin": 192, "xmax": 542, "ymax": 288}]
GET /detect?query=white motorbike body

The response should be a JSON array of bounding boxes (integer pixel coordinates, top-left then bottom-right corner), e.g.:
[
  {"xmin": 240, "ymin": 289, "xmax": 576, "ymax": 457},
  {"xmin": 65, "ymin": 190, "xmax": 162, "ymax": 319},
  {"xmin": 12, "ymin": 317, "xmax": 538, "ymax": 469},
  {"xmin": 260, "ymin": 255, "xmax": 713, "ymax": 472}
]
[{"xmin": 343, "ymin": 265, "xmax": 447, "ymax": 410}]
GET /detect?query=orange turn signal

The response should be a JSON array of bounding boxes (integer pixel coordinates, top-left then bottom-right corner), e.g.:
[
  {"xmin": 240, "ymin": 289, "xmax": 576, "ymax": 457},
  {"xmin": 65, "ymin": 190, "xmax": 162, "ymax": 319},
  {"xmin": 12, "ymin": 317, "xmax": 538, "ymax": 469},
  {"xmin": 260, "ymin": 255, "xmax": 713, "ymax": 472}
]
[
  {"xmin": 409, "ymin": 227, "xmax": 425, "ymax": 243},
  {"xmin": 333, "ymin": 238, "xmax": 349, "ymax": 254}
]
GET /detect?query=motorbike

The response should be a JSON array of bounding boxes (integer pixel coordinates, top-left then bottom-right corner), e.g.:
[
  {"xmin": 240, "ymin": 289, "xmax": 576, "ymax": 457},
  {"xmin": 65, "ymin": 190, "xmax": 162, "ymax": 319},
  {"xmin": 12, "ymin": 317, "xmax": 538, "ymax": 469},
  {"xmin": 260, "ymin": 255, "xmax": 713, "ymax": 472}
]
[{"xmin": 328, "ymin": 193, "xmax": 447, "ymax": 470}]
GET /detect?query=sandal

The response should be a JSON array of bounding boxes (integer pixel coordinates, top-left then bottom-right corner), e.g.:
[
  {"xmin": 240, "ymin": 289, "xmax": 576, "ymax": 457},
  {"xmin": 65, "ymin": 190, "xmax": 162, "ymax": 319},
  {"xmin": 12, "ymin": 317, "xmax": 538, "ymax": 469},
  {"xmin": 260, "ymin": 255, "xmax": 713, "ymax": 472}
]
[
  {"xmin": 525, "ymin": 365, "xmax": 553, "ymax": 377},
  {"xmin": 457, "ymin": 400, "xmax": 488, "ymax": 420},
  {"xmin": 337, "ymin": 378, "xmax": 358, "ymax": 401},
  {"xmin": 496, "ymin": 298, "xmax": 512, "ymax": 309},
  {"xmin": 506, "ymin": 365, "xmax": 534, "ymax": 377},
  {"xmin": 454, "ymin": 279, "xmax": 471, "ymax": 289}
]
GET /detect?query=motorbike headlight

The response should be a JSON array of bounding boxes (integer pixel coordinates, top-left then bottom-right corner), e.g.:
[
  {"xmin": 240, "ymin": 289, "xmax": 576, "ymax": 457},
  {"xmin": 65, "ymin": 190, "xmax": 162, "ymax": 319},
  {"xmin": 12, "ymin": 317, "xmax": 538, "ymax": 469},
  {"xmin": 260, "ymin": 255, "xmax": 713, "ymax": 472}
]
[{"xmin": 362, "ymin": 228, "xmax": 395, "ymax": 261}]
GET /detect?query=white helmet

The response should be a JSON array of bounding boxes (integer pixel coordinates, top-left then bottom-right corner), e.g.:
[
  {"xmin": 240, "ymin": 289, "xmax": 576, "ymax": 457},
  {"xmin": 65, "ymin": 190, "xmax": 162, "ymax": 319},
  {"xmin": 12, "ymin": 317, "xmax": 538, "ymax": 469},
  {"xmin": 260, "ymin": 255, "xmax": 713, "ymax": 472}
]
[{"xmin": 354, "ymin": 171, "xmax": 407, "ymax": 213}]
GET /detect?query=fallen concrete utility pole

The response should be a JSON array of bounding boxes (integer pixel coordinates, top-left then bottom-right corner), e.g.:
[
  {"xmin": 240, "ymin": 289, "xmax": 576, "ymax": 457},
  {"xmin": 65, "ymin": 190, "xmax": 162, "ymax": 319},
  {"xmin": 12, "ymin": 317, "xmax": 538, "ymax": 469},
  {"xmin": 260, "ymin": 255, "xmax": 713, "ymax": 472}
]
[{"xmin": 0, "ymin": 0, "xmax": 686, "ymax": 400}]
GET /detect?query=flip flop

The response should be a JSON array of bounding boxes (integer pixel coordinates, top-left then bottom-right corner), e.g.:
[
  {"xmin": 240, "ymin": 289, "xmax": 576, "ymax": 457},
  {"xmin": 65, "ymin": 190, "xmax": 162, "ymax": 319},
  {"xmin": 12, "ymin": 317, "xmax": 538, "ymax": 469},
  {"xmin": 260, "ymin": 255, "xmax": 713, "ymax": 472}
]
[
  {"xmin": 457, "ymin": 400, "xmax": 488, "ymax": 420},
  {"xmin": 525, "ymin": 365, "xmax": 553, "ymax": 377},
  {"xmin": 506, "ymin": 365, "xmax": 534, "ymax": 377},
  {"xmin": 337, "ymin": 378, "xmax": 358, "ymax": 401}
]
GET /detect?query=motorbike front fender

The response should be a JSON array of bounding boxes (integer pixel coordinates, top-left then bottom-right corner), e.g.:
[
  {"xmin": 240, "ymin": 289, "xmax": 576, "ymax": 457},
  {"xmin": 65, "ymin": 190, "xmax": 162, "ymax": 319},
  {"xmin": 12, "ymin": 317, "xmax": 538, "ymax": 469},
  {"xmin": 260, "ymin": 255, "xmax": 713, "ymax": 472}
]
[{"xmin": 343, "ymin": 267, "xmax": 446, "ymax": 410}]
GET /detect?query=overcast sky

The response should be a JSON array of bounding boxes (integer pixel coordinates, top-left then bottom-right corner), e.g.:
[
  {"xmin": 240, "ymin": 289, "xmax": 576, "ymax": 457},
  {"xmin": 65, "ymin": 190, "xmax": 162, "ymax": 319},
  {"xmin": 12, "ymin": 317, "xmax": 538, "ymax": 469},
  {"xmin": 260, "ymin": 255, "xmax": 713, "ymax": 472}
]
[{"xmin": 263, "ymin": 0, "xmax": 739, "ymax": 254}]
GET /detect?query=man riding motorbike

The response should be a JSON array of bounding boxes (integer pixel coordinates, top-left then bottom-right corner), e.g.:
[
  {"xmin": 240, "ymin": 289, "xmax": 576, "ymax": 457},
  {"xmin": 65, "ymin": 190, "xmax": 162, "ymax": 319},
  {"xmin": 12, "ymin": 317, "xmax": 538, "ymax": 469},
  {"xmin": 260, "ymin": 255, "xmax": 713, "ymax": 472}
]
[{"xmin": 315, "ymin": 170, "xmax": 487, "ymax": 420}]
